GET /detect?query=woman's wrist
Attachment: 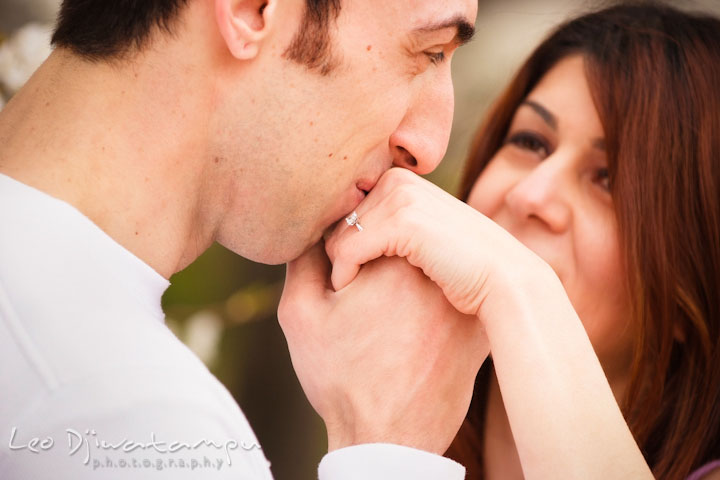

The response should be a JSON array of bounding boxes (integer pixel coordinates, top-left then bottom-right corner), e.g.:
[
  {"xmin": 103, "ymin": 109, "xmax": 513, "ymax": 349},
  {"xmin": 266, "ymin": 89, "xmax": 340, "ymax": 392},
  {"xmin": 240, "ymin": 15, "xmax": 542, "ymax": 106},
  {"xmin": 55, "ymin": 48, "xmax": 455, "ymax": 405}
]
[{"xmin": 477, "ymin": 252, "xmax": 563, "ymax": 328}]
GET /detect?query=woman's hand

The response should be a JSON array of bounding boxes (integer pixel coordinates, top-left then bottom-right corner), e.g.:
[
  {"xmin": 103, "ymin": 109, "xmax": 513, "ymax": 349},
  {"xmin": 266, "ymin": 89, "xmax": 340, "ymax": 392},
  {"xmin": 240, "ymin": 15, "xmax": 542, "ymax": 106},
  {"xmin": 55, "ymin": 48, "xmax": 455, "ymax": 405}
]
[
  {"xmin": 278, "ymin": 245, "xmax": 489, "ymax": 454},
  {"xmin": 325, "ymin": 167, "xmax": 552, "ymax": 317},
  {"xmin": 325, "ymin": 168, "xmax": 653, "ymax": 479}
]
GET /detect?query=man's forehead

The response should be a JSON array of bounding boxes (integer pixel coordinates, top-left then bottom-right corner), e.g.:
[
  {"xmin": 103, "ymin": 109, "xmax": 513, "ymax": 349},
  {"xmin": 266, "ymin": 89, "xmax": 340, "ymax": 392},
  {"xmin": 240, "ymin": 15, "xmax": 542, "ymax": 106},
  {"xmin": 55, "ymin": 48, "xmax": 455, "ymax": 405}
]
[
  {"xmin": 380, "ymin": 0, "xmax": 477, "ymax": 39},
  {"xmin": 405, "ymin": 0, "xmax": 477, "ymax": 26},
  {"xmin": 334, "ymin": 0, "xmax": 477, "ymax": 51},
  {"xmin": 350, "ymin": 0, "xmax": 476, "ymax": 27}
]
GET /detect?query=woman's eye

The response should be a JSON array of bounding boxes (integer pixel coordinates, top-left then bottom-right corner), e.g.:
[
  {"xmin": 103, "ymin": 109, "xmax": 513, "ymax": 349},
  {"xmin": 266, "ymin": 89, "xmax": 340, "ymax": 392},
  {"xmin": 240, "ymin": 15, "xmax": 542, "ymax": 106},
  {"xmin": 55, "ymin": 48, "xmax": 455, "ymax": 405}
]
[
  {"xmin": 425, "ymin": 51, "xmax": 446, "ymax": 65},
  {"xmin": 506, "ymin": 132, "xmax": 550, "ymax": 158},
  {"xmin": 596, "ymin": 167, "xmax": 611, "ymax": 191}
]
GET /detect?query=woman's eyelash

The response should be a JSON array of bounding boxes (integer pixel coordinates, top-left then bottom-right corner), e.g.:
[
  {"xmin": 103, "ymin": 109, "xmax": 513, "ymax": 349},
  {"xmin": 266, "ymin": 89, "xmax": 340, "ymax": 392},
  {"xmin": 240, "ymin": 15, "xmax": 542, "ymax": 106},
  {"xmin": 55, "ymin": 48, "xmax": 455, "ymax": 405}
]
[
  {"xmin": 505, "ymin": 131, "xmax": 613, "ymax": 194},
  {"xmin": 505, "ymin": 131, "xmax": 550, "ymax": 157},
  {"xmin": 595, "ymin": 167, "xmax": 611, "ymax": 191}
]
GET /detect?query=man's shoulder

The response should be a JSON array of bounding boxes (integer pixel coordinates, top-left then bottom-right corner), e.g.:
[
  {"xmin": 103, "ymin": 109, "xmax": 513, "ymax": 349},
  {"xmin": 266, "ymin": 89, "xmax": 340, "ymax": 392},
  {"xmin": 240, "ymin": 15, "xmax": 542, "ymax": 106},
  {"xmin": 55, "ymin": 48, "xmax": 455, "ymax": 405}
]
[
  {"xmin": 0, "ymin": 286, "xmax": 210, "ymax": 396},
  {"xmin": 0, "ymin": 285, "xmax": 250, "ymax": 452},
  {"xmin": 1, "ymin": 306, "xmax": 242, "ymax": 430},
  {"xmin": 1, "ymin": 383, "xmax": 271, "ymax": 479},
  {"xmin": 0, "ymin": 327, "xmax": 272, "ymax": 479}
]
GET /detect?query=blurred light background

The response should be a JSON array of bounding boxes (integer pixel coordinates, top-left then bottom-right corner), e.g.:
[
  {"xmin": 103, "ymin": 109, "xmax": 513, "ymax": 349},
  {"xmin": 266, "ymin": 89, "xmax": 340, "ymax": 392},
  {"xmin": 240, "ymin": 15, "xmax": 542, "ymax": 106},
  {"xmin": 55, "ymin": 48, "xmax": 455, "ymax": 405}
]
[{"xmin": 2, "ymin": 0, "xmax": 719, "ymax": 478}]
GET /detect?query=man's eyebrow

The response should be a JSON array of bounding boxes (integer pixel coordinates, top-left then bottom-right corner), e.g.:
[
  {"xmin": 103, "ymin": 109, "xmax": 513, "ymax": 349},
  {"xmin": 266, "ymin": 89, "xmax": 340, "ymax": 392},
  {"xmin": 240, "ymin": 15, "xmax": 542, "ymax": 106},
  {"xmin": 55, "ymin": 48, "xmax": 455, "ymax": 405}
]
[
  {"xmin": 412, "ymin": 16, "xmax": 476, "ymax": 46},
  {"xmin": 522, "ymin": 100, "xmax": 558, "ymax": 130}
]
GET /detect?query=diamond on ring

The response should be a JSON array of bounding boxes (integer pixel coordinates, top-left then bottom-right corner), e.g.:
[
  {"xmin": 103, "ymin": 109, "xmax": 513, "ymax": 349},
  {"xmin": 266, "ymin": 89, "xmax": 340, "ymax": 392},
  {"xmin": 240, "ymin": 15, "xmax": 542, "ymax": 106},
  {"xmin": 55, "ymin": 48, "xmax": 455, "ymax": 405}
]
[{"xmin": 345, "ymin": 211, "xmax": 363, "ymax": 232}]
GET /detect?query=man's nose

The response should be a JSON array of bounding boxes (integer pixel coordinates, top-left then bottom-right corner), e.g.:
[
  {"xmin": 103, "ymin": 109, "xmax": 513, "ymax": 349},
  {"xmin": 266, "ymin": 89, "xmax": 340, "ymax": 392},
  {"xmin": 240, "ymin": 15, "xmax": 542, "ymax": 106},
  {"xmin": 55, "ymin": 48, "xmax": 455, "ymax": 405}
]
[
  {"xmin": 504, "ymin": 153, "xmax": 573, "ymax": 233},
  {"xmin": 389, "ymin": 70, "xmax": 454, "ymax": 175}
]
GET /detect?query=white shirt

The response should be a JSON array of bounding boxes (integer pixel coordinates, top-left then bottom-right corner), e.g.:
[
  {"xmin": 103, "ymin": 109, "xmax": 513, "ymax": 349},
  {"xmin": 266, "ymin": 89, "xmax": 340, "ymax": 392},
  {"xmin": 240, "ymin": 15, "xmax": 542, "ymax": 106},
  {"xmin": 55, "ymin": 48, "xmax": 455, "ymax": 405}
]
[{"xmin": 0, "ymin": 173, "xmax": 465, "ymax": 479}]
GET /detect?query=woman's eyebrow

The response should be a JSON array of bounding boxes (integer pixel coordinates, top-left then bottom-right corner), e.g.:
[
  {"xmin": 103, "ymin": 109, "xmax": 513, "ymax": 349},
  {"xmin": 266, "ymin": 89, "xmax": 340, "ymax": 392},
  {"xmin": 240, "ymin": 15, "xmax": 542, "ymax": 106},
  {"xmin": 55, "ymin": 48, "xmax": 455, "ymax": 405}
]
[
  {"xmin": 522, "ymin": 100, "xmax": 558, "ymax": 130},
  {"xmin": 522, "ymin": 100, "xmax": 607, "ymax": 151}
]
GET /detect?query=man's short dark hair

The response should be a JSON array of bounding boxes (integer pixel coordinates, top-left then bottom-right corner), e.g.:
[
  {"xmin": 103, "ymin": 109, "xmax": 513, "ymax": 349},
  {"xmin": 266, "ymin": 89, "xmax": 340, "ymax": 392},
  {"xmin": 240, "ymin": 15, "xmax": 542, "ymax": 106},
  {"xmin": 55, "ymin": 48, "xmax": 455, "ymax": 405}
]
[{"xmin": 51, "ymin": 0, "xmax": 341, "ymax": 73}]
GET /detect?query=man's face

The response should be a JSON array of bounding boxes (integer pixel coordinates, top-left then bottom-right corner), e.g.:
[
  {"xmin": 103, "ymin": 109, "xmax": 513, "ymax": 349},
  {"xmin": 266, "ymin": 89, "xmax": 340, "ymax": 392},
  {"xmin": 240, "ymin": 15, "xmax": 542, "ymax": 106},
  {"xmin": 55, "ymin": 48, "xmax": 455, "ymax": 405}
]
[{"xmin": 213, "ymin": 0, "xmax": 477, "ymax": 264}]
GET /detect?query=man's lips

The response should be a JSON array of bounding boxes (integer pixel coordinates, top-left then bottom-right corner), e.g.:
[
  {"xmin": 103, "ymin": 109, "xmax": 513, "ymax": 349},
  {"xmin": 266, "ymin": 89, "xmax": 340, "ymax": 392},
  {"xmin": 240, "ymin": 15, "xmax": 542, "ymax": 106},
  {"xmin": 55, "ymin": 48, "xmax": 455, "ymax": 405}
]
[
  {"xmin": 356, "ymin": 179, "xmax": 376, "ymax": 193},
  {"xmin": 351, "ymin": 176, "xmax": 379, "ymax": 212},
  {"xmin": 355, "ymin": 174, "xmax": 383, "ymax": 203},
  {"xmin": 349, "ymin": 185, "xmax": 367, "ymax": 213}
]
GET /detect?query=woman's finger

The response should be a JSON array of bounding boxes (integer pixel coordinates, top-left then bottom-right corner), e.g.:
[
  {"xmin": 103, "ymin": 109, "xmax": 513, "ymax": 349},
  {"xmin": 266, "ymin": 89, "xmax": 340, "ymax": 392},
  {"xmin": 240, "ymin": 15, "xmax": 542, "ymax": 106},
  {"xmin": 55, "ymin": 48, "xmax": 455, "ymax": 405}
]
[{"xmin": 282, "ymin": 241, "xmax": 333, "ymax": 307}]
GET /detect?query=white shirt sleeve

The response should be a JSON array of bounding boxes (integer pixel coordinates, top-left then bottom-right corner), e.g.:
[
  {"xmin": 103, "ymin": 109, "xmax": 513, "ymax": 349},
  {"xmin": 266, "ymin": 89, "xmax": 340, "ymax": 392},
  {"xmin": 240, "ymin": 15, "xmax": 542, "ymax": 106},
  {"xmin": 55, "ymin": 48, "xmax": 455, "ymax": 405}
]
[{"xmin": 318, "ymin": 443, "xmax": 466, "ymax": 480}]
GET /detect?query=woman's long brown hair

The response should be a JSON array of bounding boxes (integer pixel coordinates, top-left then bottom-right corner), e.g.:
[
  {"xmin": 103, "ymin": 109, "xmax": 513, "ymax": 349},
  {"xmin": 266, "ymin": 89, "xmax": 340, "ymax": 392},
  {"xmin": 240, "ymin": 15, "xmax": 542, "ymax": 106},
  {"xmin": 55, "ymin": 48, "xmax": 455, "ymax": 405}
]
[{"xmin": 447, "ymin": 3, "xmax": 720, "ymax": 479}]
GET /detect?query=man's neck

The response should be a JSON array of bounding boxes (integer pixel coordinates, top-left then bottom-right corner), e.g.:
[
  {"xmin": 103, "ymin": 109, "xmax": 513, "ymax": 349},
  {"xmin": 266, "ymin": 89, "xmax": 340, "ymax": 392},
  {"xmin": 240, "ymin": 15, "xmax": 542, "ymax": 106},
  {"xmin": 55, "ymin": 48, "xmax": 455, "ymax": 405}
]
[{"xmin": 0, "ymin": 48, "xmax": 224, "ymax": 279}]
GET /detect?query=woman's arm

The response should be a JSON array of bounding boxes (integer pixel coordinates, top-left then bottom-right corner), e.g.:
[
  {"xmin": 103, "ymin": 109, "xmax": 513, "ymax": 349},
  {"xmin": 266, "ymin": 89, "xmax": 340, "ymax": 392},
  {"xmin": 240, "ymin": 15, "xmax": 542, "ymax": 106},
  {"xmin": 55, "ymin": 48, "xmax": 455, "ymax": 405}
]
[{"xmin": 480, "ymin": 262, "xmax": 651, "ymax": 479}]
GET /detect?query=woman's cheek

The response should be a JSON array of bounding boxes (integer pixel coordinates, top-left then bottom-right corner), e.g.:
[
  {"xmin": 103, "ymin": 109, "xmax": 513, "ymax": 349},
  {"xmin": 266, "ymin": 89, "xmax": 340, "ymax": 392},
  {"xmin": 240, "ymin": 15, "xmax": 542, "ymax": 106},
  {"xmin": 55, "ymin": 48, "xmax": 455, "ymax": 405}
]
[
  {"xmin": 467, "ymin": 159, "xmax": 517, "ymax": 217},
  {"xmin": 573, "ymin": 216, "xmax": 633, "ymax": 364}
]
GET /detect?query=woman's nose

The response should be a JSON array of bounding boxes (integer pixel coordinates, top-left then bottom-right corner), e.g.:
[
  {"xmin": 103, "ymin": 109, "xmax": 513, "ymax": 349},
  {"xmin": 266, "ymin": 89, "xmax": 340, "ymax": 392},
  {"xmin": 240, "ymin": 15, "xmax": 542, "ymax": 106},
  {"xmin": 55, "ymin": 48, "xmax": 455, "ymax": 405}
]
[{"xmin": 504, "ymin": 155, "xmax": 573, "ymax": 233}]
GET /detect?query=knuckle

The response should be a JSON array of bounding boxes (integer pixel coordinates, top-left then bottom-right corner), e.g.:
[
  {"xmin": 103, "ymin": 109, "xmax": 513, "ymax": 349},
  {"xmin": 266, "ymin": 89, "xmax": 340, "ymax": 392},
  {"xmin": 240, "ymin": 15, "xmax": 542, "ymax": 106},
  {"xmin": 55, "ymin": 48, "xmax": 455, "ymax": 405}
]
[
  {"xmin": 379, "ymin": 167, "xmax": 415, "ymax": 190},
  {"xmin": 394, "ymin": 203, "xmax": 420, "ymax": 228},
  {"xmin": 391, "ymin": 167, "xmax": 417, "ymax": 182},
  {"xmin": 388, "ymin": 183, "xmax": 417, "ymax": 210}
]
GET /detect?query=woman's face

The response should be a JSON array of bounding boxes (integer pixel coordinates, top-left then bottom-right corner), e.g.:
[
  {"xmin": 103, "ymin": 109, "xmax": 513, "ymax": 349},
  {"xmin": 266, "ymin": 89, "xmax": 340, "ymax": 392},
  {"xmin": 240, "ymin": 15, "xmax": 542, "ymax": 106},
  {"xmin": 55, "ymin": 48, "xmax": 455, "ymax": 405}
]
[{"xmin": 467, "ymin": 55, "xmax": 633, "ymax": 390}]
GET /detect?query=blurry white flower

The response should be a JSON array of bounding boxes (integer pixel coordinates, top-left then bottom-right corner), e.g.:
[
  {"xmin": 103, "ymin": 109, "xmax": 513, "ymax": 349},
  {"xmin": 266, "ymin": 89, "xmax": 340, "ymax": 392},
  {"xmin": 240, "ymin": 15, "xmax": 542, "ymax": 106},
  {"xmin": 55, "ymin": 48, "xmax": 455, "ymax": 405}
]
[
  {"xmin": 0, "ymin": 23, "xmax": 52, "ymax": 96},
  {"xmin": 184, "ymin": 310, "xmax": 224, "ymax": 368}
]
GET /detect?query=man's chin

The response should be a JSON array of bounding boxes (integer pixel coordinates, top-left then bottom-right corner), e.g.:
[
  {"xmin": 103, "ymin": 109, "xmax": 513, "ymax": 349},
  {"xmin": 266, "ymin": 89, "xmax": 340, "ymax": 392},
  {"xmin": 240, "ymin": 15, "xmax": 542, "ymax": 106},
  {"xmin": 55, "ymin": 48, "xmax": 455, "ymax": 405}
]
[
  {"xmin": 217, "ymin": 238, "xmax": 296, "ymax": 266},
  {"xmin": 219, "ymin": 219, "xmax": 340, "ymax": 265},
  {"xmin": 251, "ymin": 234, "xmax": 328, "ymax": 266}
]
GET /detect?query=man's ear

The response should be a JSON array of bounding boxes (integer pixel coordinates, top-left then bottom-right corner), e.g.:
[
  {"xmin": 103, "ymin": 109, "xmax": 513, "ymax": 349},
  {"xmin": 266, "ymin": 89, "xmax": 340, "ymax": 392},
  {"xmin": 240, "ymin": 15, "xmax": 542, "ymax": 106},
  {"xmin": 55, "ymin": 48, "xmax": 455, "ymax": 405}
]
[{"xmin": 215, "ymin": 0, "xmax": 276, "ymax": 60}]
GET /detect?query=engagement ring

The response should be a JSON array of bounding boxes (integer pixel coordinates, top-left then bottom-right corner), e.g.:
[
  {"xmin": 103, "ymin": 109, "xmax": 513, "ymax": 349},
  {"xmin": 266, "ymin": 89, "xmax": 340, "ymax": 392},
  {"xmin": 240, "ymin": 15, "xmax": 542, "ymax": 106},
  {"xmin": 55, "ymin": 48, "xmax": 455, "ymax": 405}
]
[{"xmin": 345, "ymin": 211, "xmax": 363, "ymax": 232}]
